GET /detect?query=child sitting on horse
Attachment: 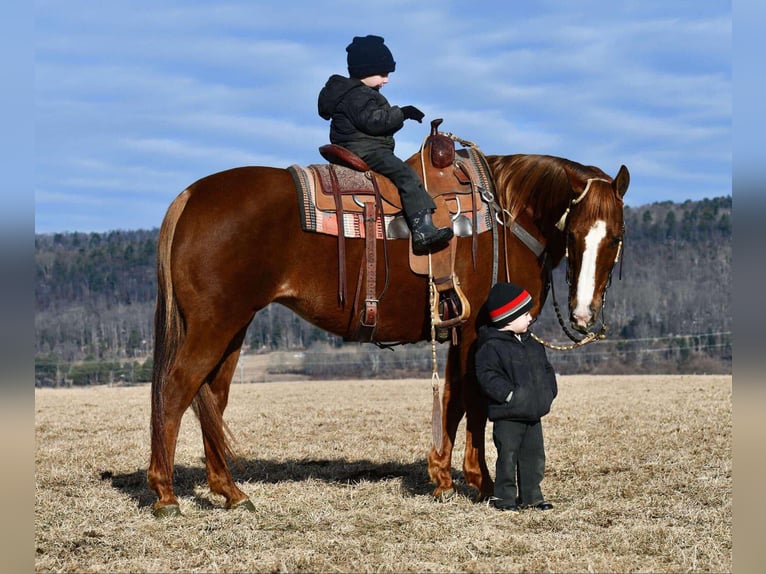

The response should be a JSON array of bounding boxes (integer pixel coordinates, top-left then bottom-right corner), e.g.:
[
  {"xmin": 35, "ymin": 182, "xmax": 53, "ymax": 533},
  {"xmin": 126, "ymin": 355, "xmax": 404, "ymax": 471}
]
[
  {"xmin": 475, "ymin": 282, "xmax": 558, "ymax": 512},
  {"xmin": 318, "ymin": 34, "xmax": 454, "ymax": 255}
]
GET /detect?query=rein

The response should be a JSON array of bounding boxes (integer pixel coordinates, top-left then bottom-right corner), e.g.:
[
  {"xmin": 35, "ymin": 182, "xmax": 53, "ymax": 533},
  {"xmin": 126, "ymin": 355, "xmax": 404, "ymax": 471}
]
[
  {"xmin": 532, "ymin": 219, "xmax": 625, "ymax": 351},
  {"xmin": 530, "ymin": 256, "xmax": 608, "ymax": 350},
  {"xmin": 428, "ymin": 254, "xmax": 443, "ymax": 455}
]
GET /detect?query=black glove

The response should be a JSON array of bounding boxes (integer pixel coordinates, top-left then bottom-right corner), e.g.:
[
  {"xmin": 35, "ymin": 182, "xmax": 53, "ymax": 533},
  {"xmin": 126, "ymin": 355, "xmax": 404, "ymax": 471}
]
[{"xmin": 400, "ymin": 105, "xmax": 425, "ymax": 123}]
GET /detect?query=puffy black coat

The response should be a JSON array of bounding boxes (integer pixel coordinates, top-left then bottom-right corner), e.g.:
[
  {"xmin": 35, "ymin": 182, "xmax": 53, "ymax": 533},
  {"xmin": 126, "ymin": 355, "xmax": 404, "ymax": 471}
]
[
  {"xmin": 474, "ymin": 325, "xmax": 558, "ymax": 422},
  {"xmin": 317, "ymin": 74, "xmax": 406, "ymax": 157}
]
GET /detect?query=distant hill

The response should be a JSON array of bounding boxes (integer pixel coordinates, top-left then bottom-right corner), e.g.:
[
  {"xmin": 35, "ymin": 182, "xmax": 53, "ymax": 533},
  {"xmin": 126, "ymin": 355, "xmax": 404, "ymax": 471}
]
[{"xmin": 34, "ymin": 196, "xmax": 731, "ymax": 384}]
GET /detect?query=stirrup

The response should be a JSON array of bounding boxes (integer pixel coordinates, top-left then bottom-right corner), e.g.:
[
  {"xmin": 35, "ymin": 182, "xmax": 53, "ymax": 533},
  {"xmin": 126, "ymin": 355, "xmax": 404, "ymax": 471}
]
[{"xmin": 430, "ymin": 275, "xmax": 471, "ymax": 330}]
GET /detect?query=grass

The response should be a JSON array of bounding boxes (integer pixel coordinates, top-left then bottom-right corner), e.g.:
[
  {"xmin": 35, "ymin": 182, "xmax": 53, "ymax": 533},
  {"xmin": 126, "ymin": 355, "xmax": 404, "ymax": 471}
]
[{"xmin": 35, "ymin": 375, "xmax": 731, "ymax": 573}]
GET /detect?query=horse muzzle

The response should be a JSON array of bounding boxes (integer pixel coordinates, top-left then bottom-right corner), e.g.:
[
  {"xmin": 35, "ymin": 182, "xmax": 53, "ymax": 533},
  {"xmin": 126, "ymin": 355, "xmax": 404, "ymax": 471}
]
[{"xmin": 570, "ymin": 304, "xmax": 598, "ymax": 332}]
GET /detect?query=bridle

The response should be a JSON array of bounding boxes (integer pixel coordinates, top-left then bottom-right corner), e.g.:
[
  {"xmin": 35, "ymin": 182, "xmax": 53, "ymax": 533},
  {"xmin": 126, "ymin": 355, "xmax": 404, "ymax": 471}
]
[
  {"xmin": 531, "ymin": 243, "xmax": 619, "ymax": 350},
  {"xmin": 437, "ymin": 139, "xmax": 626, "ymax": 351},
  {"xmin": 533, "ymin": 178, "xmax": 625, "ymax": 350},
  {"xmin": 531, "ymin": 180, "xmax": 625, "ymax": 350}
]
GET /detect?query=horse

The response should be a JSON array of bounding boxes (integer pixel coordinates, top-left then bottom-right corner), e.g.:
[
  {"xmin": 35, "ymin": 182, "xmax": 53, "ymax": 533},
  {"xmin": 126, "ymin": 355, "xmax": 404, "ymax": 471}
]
[{"xmin": 147, "ymin": 145, "xmax": 629, "ymax": 517}]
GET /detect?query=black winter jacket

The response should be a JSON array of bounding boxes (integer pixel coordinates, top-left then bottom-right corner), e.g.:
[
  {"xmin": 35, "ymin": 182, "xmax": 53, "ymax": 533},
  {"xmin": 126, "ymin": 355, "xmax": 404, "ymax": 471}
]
[
  {"xmin": 317, "ymin": 74, "xmax": 407, "ymax": 157},
  {"xmin": 474, "ymin": 325, "xmax": 558, "ymax": 422}
]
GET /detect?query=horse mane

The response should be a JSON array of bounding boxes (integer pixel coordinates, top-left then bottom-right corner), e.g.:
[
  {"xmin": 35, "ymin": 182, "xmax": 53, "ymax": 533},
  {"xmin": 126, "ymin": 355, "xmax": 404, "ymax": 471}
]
[{"xmin": 486, "ymin": 154, "xmax": 619, "ymax": 223}]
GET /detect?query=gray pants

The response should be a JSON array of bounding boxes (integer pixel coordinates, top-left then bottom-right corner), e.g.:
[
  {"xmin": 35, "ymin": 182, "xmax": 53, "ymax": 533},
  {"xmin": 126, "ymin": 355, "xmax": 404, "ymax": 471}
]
[
  {"xmin": 358, "ymin": 148, "xmax": 436, "ymax": 216},
  {"xmin": 492, "ymin": 419, "xmax": 546, "ymax": 507}
]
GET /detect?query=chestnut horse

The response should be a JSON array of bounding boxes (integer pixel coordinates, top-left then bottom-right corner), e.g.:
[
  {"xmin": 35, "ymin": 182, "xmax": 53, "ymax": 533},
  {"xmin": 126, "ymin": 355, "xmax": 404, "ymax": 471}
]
[{"xmin": 148, "ymin": 152, "xmax": 629, "ymax": 516}]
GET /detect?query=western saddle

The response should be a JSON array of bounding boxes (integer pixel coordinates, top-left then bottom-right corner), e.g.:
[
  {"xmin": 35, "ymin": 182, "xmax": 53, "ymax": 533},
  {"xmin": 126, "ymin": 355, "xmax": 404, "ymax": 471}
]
[{"xmin": 313, "ymin": 119, "xmax": 494, "ymax": 343}]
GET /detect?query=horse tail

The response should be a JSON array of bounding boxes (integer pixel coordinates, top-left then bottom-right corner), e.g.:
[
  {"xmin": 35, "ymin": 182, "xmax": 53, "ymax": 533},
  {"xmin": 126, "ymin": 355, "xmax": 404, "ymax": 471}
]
[
  {"xmin": 150, "ymin": 188, "xmax": 191, "ymax": 479},
  {"xmin": 151, "ymin": 188, "xmax": 239, "ymax": 479},
  {"xmin": 191, "ymin": 384, "xmax": 239, "ymax": 471}
]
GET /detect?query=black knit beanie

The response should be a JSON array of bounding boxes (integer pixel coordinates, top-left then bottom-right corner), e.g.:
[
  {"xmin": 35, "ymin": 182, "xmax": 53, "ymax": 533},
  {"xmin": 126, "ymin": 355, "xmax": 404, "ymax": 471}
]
[
  {"xmin": 487, "ymin": 282, "xmax": 534, "ymax": 328},
  {"xmin": 346, "ymin": 35, "xmax": 396, "ymax": 78}
]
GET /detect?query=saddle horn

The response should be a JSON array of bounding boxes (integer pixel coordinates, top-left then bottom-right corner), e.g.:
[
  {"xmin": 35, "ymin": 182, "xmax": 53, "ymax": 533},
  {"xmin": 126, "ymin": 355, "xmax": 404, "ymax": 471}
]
[
  {"xmin": 427, "ymin": 118, "xmax": 454, "ymax": 169},
  {"xmin": 430, "ymin": 118, "xmax": 443, "ymax": 136}
]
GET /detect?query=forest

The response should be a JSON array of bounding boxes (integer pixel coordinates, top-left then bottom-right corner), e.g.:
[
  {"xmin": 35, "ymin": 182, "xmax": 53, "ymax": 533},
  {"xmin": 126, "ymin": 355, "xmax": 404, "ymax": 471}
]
[{"xmin": 34, "ymin": 196, "xmax": 731, "ymax": 385}]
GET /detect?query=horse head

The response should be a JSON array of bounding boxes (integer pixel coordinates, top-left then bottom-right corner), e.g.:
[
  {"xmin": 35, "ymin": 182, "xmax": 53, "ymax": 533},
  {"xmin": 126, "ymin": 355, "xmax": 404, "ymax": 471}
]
[{"xmin": 561, "ymin": 164, "xmax": 630, "ymax": 332}]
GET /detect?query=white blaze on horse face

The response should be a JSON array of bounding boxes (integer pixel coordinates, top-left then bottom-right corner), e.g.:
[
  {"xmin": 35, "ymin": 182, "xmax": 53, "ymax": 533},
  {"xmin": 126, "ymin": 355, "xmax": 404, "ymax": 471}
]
[{"xmin": 573, "ymin": 220, "xmax": 607, "ymax": 327}]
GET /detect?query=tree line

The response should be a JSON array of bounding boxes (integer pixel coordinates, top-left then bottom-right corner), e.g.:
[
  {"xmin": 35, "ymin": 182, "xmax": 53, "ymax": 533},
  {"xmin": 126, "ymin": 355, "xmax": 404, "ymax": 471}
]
[{"xmin": 34, "ymin": 196, "xmax": 731, "ymax": 385}]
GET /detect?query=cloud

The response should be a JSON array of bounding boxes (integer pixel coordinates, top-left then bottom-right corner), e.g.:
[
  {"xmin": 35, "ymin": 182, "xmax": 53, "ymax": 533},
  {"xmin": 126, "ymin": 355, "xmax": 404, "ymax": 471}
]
[{"xmin": 34, "ymin": 0, "xmax": 731, "ymax": 233}]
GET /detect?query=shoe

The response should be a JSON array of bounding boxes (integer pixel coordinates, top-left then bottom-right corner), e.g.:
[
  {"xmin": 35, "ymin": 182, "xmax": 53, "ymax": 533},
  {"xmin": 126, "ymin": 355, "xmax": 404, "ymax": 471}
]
[
  {"xmin": 407, "ymin": 209, "xmax": 453, "ymax": 255},
  {"xmin": 491, "ymin": 501, "xmax": 519, "ymax": 512},
  {"xmin": 531, "ymin": 501, "xmax": 553, "ymax": 511}
]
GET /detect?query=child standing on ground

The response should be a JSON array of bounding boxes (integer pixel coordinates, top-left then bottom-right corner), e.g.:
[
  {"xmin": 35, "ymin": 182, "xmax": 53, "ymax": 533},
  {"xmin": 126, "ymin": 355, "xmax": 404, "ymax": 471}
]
[
  {"xmin": 317, "ymin": 34, "xmax": 453, "ymax": 254},
  {"xmin": 475, "ymin": 282, "xmax": 558, "ymax": 512}
]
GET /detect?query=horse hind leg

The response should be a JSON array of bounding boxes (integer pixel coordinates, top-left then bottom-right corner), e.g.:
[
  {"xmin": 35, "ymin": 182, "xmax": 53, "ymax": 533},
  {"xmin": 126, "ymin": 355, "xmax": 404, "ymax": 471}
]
[
  {"xmin": 195, "ymin": 328, "xmax": 255, "ymax": 511},
  {"xmin": 148, "ymin": 357, "xmax": 206, "ymax": 516},
  {"xmin": 148, "ymin": 327, "xmax": 245, "ymax": 516}
]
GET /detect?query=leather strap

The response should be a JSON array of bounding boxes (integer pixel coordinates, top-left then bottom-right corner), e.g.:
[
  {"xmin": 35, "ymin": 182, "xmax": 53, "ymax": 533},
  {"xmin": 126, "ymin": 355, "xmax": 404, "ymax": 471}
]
[
  {"xmin": 511, "ymin": 220, "xmax": 545, "ymax": 258},
  {"xmin": 350, "ymin": 200, "xmax": 379, "ymax": 342},
  {"xmin": 455, "ymin": 159, "xmax": 482, "ymax": 270},
  {"xmin": 329, "ymin": 165, "xmax": 347, "ymax": 306},
  {"xmin": 362, "ymin": 201, "xmax": 378, "ymax": 328}
]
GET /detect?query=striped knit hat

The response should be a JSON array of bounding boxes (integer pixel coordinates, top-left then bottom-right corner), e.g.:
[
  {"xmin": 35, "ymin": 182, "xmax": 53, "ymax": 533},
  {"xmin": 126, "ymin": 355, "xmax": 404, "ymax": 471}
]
[{"xmin": 487, "ymin": 282, "xmax": 534, "ymax": 328}]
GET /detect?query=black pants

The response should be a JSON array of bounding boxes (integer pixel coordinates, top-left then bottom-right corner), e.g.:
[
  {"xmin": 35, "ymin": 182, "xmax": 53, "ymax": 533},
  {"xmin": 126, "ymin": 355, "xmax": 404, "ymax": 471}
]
[
  {"xmin": 358, "ymin": 148, "xmax": 436, "ymax": 216},
  {"xmin": 492, "ymin": 419, "xmax": 546, "ymax": 507}
]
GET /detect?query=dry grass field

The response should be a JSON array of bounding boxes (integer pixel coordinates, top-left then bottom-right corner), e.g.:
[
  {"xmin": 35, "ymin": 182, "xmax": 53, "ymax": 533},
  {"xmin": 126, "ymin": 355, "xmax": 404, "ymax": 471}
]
[{"xmin": 35, "ymin": 375, "xmax": 731, "ymax": 573}]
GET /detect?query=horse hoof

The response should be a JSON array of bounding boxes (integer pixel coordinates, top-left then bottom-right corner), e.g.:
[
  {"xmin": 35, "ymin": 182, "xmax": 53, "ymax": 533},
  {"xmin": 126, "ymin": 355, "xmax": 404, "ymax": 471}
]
[
  {"xmin": 152, "ymin": 504, "xmax": 181, "ymax": 518},
  {"xmin": 229, "ymin": 498, "xmax": 256, "ymax": 512},
  {"xmin": 434, "ymin": 488, "xmax": 456, "ymax": 503}
]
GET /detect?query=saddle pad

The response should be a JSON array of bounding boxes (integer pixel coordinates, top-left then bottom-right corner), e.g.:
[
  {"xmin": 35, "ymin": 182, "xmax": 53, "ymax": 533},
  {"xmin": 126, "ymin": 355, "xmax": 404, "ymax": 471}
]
[{"xmin": 289, "ymin": 164, "xmax": 394, "ymax": 239}]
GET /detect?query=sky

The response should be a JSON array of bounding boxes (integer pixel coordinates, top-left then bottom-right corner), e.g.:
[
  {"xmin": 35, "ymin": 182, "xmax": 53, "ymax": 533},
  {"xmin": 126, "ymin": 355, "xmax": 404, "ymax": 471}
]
[{"xmin": 34, "ymin": 0, "xmax": 732, "ymax": 234}]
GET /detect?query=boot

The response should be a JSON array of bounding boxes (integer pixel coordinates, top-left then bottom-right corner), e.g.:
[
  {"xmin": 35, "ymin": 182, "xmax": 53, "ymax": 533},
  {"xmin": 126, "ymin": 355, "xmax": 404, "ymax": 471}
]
[{"xmin": 407, "ymin": 209, "xmax": 454, "ymax": 255}]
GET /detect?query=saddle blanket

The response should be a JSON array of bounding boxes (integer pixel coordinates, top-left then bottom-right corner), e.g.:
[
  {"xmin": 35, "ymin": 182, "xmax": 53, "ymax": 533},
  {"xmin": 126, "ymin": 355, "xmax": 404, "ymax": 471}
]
[{"xmin": 289, "ymin": 163, "xmax": 394, "ymax": 239}]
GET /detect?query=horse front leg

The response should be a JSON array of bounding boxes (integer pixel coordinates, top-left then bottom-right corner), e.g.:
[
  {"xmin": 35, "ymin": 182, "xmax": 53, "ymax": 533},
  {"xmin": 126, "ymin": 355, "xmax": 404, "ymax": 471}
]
[
  {"xmin": 462, "ymin": 399, "xmax": 493, "ymax": 501},
  {"xmin": 427, "ymin": 344, "xmax": 464, "ymax": 500},
  {"xmin": 461, "ymin": 346, "xmax": 493, "ymax": 501}
]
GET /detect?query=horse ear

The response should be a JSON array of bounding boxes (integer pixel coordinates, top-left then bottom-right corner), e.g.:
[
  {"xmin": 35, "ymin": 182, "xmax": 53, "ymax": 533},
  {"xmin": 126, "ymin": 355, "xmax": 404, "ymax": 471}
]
[
  {"xmin": 562, "ymin": 164, "xmax": 586, "ymax": 194},
  {"xmin": 613, "ymin": 165, "xmax": 630, "ymax": 198}
]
